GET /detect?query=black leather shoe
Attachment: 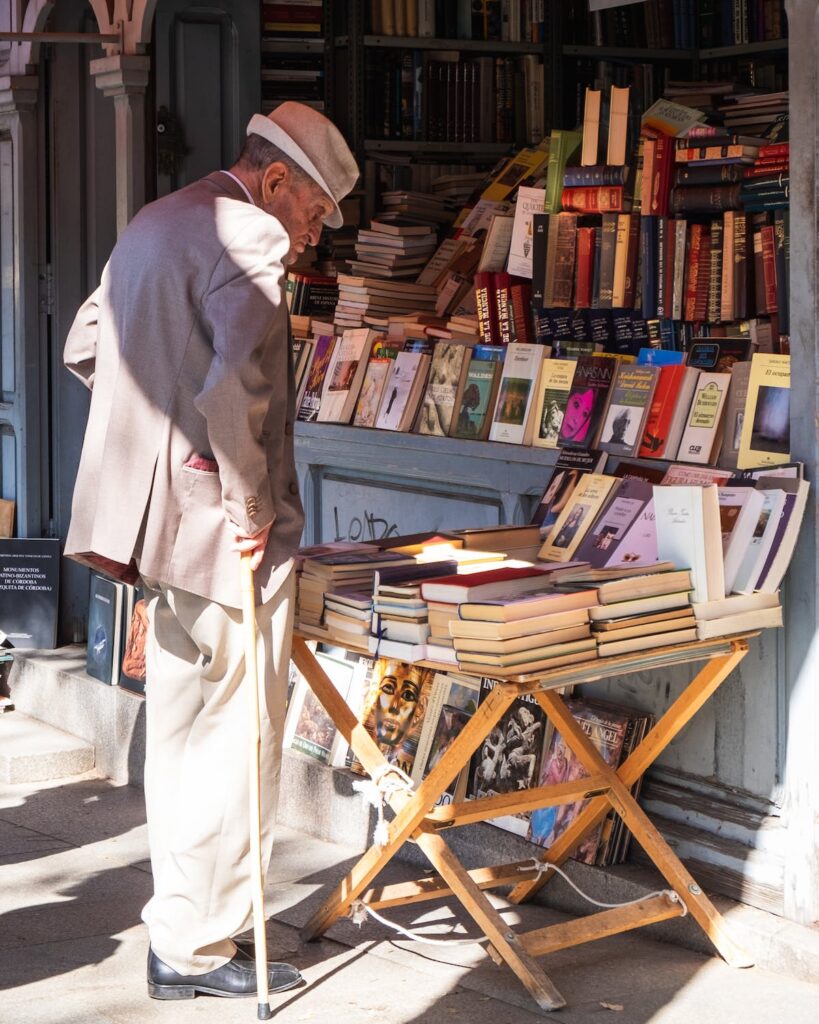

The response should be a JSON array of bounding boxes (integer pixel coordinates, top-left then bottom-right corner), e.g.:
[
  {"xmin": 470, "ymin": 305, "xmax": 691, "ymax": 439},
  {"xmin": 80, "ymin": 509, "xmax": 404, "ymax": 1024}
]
[{"xmin": 147, "ymin": 948, "xmax": 302, "ymax": 1000}]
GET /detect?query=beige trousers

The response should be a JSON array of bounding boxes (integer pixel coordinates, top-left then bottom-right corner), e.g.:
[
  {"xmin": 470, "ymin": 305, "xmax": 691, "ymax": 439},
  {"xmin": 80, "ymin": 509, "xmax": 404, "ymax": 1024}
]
[{"xmin": 140, "ymin": 568, "xmax": 295, "ymax": 975}]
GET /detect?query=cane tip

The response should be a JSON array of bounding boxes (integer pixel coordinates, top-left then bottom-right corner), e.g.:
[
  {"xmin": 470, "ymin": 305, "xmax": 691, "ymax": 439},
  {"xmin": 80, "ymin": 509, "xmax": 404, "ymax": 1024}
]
[{"xmin": 258, "ymin": 1003, "xmax": 274, "ymax": 1020}]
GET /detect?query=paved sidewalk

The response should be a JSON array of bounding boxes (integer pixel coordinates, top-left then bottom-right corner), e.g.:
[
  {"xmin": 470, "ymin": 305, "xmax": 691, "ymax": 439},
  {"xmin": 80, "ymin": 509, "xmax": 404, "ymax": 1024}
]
[{"xmin": 2, "ymin": 771, "xmax": 818, "ymax": 1024}]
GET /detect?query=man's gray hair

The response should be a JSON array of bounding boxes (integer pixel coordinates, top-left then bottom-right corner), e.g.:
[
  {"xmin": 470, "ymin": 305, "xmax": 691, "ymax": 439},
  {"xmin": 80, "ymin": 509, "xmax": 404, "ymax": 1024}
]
[{"xmin": 237, "ymin": 134, "xmax": 312, "ymax": 185}]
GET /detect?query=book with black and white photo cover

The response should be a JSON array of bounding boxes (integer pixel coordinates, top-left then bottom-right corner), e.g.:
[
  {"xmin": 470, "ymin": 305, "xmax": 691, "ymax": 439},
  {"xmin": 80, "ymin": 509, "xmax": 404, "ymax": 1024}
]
[
  {"xmin": 737, "ymin": 353, "xmax": 791, "ymax": 469},
  {"xmin": 675, "ymin": 371, "xmax": 731, "ymax": 464},
  {"xmin": 0, "ymin": 538, "xmax": 60, "ymax": 650},
  {"xmin": 417, "ymin": 341, "xmax": 471, "ymax": 436},
  {"xmin": 539, "ymin": 473, "xmax": 620, "ymax": 563},
  {"xmin": 506, "ymin": 186, "xmax": 546, "ymax": 279},
  {"xmin": 530, "ymin": 448, "xmax": 607, "ymax": 530},
  {"xmin": 558, "ymin": 355, "xmax": 617, "ymax": 450},
  {"xmin": 597, "ymin": 364, "xmax": 659, "ymax": 458},
  {"xmin": 468, "ymin": 679, "xmax": 549, "ymax": 836},
  {"xmin": 653, "ymin": 484, "xmax": 725, "ymax": 603},
  {"xmin": 488, "ymin": 342, "xmax": 545, "ymax": 445},
  {"xmin": 86, "ymin": 573, "xmax": 125, "ymax": 685},
  {"xmin": 530, "ymin": 358, "xmax": 576, "ymax": 450},
  {"xmin": 375, "ymin": 351, "xmax": 431, "ymax": 432},
  {"xmin": 317, "ymin": 328, "xmax": 378, "ymax": 424},
  {"xmin": 573, "ymin": 478, "xmax": 654, "ymax": 569}
]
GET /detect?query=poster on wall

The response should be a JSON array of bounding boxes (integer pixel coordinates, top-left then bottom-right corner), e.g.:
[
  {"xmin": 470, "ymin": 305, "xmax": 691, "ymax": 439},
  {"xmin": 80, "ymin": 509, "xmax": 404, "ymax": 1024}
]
[{"xmin": 0, "ymin": 539, "xmax": 60, "ymax": 649}]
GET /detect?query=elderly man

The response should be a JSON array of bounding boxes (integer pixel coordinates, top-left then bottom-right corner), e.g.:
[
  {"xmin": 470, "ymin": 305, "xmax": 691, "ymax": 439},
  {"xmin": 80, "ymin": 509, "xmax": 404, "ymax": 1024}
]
[{"xmin": 64, "ymin": 103, "xmax": 358, "ymax": 1000}]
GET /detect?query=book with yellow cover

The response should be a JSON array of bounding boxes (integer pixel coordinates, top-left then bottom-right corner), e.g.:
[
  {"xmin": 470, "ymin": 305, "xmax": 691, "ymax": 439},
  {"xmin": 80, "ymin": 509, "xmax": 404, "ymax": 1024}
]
[
  {"xmin": 737, "ymin": 353, "xmax": 790, "ymax": 469},
  {"xmin": 531, "ymin": 358, "xmax": 576, "ymax": 449},
  {"xmin": 539, "ymin": 474, "xmax": 620, "ymax": 563}
]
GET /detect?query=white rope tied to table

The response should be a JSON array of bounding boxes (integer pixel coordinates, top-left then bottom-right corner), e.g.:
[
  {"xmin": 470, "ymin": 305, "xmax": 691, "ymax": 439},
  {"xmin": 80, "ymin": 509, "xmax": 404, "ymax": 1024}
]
[
  {"xmin": 352, "ymin": 763, "xmax": 415, "ymax": 847},
  {"xmin": 519, "ymin": 858, "xmax": 688, "ymax": 916},
  {"xmin": 349, "ymin": 899, "xmax": 488, "ymax": 946}
]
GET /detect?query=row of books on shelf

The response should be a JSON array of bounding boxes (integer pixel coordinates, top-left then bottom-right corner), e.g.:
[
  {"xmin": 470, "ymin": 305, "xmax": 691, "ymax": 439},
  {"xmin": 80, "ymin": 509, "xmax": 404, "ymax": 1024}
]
[
  {"xmin": 296, "ymin": 458, "xmax": 803, "ymax": 671},
  {"xmin": 368, "ymin": 0, "xmax": 547, "ymax": 42},
  {"xmin": 262, "ymin": 1, "xmax": 323, "ymax": 36},
  {"xmin": 294, "ymin": 306, "xmax": 790, "ymax": 466},
  {"xmin": 365, "ymin": 50, "xmax": 544, "ymax": 145},
  {"xmin": 285, "ymin": 641, "xmax": 653, "ymax": 865},
  {"xmin": 562, "ymin": 0, "xmax": 787, "ymax": 50},
  {"xmin": 85, "ymin": 576, "xmax": 146, "ymax": 693}
]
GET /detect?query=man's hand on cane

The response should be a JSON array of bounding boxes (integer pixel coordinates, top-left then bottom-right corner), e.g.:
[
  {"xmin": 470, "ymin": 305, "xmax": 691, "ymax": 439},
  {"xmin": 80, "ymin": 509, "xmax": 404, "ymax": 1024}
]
[{"xmin": 229, "ymin": 521, "xmax": 272, "ymax": 572}]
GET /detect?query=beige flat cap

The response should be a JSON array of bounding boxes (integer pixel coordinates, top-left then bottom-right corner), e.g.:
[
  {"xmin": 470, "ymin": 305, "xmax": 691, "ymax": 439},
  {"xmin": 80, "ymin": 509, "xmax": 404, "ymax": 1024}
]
[{"xmin": 247, "ymin": 103, "xmax": 358, "ymax": 228}]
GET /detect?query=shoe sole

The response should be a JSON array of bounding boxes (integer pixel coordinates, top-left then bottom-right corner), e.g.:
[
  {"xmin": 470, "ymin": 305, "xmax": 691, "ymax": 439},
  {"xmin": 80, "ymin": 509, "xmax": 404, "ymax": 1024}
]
[{"xmin": 148, "ymin": 975, "xmax": 303, "ymax": 1000}]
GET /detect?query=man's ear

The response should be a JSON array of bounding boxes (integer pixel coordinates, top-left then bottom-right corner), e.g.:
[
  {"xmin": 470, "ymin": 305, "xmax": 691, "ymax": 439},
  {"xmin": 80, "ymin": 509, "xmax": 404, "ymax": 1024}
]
[{"xmin": 261, "ymin": 161, "xmax": 289, "ymax": 204}]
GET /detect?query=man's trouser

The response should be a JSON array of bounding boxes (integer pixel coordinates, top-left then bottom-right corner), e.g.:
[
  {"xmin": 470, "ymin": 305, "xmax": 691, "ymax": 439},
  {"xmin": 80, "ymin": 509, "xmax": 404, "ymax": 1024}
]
[{"xmin": 140, "ymin": 568, "xmax": 295, "ymax": 975}]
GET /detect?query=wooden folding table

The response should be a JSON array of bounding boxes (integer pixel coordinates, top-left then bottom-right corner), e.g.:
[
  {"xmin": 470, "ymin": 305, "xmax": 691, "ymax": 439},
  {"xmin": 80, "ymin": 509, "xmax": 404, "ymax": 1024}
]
[{"xmin": 290, "ymin": 633, "xmax": 755, "ymax": 1013}]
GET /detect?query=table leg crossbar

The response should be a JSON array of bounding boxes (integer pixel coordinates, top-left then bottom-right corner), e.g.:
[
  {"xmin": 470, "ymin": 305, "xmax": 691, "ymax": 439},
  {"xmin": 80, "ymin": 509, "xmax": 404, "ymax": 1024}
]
[{"xmin": 290, "ymin": 637, "xmax": 754, "ymax": 1014}]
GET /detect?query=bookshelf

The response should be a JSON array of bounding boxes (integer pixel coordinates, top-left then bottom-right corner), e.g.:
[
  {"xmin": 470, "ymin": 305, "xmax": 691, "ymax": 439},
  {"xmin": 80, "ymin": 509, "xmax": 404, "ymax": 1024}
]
[{"xmin": 259, "ymin": 1, "xmax": 335, "ymax": 118}]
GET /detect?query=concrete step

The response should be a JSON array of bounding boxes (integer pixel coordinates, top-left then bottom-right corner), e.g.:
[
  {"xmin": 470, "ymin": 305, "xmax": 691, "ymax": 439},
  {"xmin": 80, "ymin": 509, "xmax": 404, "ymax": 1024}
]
[{"xmin": 0, "ymin": 712, "xmax": 95, "ymax": 784}]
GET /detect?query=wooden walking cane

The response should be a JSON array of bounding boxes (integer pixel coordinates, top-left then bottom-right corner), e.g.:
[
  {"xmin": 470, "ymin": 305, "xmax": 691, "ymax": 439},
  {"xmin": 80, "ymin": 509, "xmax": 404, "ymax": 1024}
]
[{"xmin": 240, "ymin": 551, "xmax": 274, "ymax": 1021}]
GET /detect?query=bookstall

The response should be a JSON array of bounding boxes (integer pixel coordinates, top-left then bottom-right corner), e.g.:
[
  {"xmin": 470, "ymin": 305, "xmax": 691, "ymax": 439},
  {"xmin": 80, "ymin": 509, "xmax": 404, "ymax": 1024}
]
[{"xmin": 290, "ymin": 631, "xmax": 754, "ymax": 1013}]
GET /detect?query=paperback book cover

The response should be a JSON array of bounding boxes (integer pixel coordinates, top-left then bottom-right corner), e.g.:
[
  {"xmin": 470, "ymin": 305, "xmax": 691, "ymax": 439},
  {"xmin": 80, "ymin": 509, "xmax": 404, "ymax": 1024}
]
[
  {"xmin": 558, "ymin": 356, "xmax": 617, "ymax": 449},
  {"xmin": 451, "ymin": 357, "xmax": 501, "ymax": 440},
  {"xmin": 375, "ymin": 351, "xmax": 429, "ymax": 431},
  {"xmin": 468, "ymin": 679, "xmax": 548, "ymax": 837},
  {"xmin": 528, "ymin": 698, "xmax": 631, "ymax": 862},
  {"xmin": 530, "ymin": 448, "xmax": 607, "ymax": 530},
  {"xmin": 531, "ymin": 358, "xmax": 576, "ymax": 449},
  {"xmin": 86, "ymin": 573, "xmax": 125, "ymax": 685},
  {"xmin": 0, "ymin": 538, "xmax": 60, "ymax": 650},
  {"xmin": 417, "ymin": 341, "xmax": 471, "ymax": 436},
  {"xmin": 506, "ymin": 186, "xmax": 546, "ymax": 279},
  {"xmin": 676, "ymin": 371, "xmax": 730, "ymax": 464},
  {"xmin": 540, "ymin": 473, "xmax": 619, "ymax": 563},
  {"xmin": 296, "ymin": 334, "xmax": 336, "ymax": 422},
  {"xmin": 488, "ymin": 343, "xmax": 544, "ymax": 445},
  {"xmin": 597, "ymin": 364, "xmax": 659, "ymax": 457},
  {"xmin": 353, "ymin": 354, "xmax": 394, "ymax": 427},
  {"xmin": 317, "ymin": 328, "xmax": 374, "ymax": 423},
  {"xmin": 737, "ymin": 353, "xmax": 790, "ymax": 469},
  {"xmin": 573, "ymin": 478, "xmax": 654, "ymax": 568}
]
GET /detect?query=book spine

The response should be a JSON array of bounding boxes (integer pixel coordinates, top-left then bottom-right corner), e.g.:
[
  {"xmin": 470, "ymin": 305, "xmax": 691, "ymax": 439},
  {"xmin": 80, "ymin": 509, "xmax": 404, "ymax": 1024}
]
[
  {"xmin": 597, "ymin": 213, "xmax": 618, "ymax": 309},
  {"xmin": 655, "ymin": 216, "xmax": 667, "ymax": 319},
  {"xmin": 552, "ymin": 214, "xmax": 578, "ymax": 308},
  {"xmin": 693, "ymin": 225, "xmax": 711, "ymax": 322},
  {"xmin": 758, "ymin": 142, "xmax": 789, "ymax": 158},
  {"xmin": 669, "ymin": 184, "xmax": 741, "ymax": 214},
  {"xmin": 673, "ymin": 164, "xmax": 742, "ymax": 186},
  {"xmin": 531, "ymin": 212, "xmax": 548, "ymax": 307},
  {"xmin": 733, "ymin": 212, "xmax": 748, "ymax": 321},
  {"xmin": 624, "ymin": 213, "xmax": 641, "ymax": 311},
  {"xmin": 640, "ymin": 215, "xmax": 658, "ymax": 320},
  {"xmin": 683, "ymin": 223, "xmax": 703, "ymax": 322},
  {"xmin": 574, "ymin": 226, "xmax": 595, "ymax": 309},
  {"xmin": 671, "ymin": 218, "xmax": 687, "ymax": 322},
  {"xmin": 760, "ymin": 223, "xmax": 778, "ymax": 313},
  {"xmin": 774, "ymin": 209, "xmax": 789, "ymax": 335},
  {"xmin": 707, "ymin": 217, "xmax": 724, "ymax": 323},
  {"xmin": 474, "ymin": 271, "xmax": 498, "ymax": 343},
  {"xmin": 493, "ymin": 271, "xmax": 514, "ymax": 344},
  {"xmin": 563, "ymin": 165, "xmax": 628, "ymax": 187},
  {"xmin": 560, "ymin": 186, "xmax": 624, "ymax": 213}
]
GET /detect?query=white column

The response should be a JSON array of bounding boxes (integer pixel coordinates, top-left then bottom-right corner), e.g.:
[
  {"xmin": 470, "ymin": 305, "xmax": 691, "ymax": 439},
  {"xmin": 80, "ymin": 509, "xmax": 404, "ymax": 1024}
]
[
  {"xmin": 781, "ymin": 0, "xmax": 819, "ymax": 925},
  {"xmin": 89, "ymin": 55, "xmax": 151, "ymax": 235}
]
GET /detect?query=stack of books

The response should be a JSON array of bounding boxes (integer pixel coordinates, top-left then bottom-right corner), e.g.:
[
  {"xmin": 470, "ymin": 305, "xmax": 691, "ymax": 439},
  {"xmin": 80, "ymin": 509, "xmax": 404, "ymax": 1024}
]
[
  {"xmin": 447, "ymin": 586, "xmax": 599, "ymax": 677},
  {"xmin": 351, "ymin": 221, "xmax": 438, "ymax": 280},
  {"xmin": 297, "ymin": 549, "xmax": 415, "ymax": 637},
  {"xmin": 334, "ymin": 274, "xmax": 438, "ymax": 330},
  {"xmin": 584, "ymin": 568, "xmax": 697, "ymax": 657},
  {"xmin": 377, "ymin": 190, "xmax": 457, "ymax": 229}
]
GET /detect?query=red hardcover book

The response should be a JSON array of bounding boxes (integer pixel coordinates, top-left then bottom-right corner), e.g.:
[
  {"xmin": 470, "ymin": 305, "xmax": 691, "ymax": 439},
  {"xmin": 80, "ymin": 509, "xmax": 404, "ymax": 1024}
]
[
  {"xmin": 560, "ymin": 186, "xmax": 624, "ymax": 213},
  {"xmin": 420, "ymin": 565, "xmax": 559, "ymax": 604},
  {"xmin": 493, "ymin": 271, "xmax": 514, "ymax": 345},
  {"xmin": 509, "ymin": 281, "xmax": 534, "ymax": 343},
  {"xmin": 684, "ymin": 222, "xmax": 703, "ymax": 322},
  {"xmin": 474, "ymin": 271, "xmax": 500, "ymax": 345},
  {"xmin": 650, "ymin": 132, "xmax": 674, "ymax": 217},
  {"xmin": 757, "ymin": 142, "xmax": 789, "ymax": 159},
  {"xmin": 574, "ymin": 227, "xmax": 596, "ymax": 308},
  {"xmin": 760, "ymin": 224, "xmax": 778, "ymax": 313},
  {"xmin": 744, "ymin": 161, "xmax": 789, "ymax": 178}
]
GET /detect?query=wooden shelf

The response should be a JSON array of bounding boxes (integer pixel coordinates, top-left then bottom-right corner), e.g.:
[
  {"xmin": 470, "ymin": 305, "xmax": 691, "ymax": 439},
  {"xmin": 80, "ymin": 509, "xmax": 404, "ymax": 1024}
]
[
  {"xmin": 261, "ymin": 37, "xmax": 325, "ymax": 53},
  {"xmin": 563, "ymin": 44, "xmax": 696, "ymax": 61},
  {"xmin": 699, "ymin": 39, "xmax": 788, "ymax": 59},
  {"xmin": 336, "ymin": 34, "xmax": 544, "ymax": 53}
]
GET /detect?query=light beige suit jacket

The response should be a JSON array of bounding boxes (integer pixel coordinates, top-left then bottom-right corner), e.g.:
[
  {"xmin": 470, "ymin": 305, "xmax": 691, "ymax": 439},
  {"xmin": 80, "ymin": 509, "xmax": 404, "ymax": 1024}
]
[{"xmin": 64, "ymin": 172, "xmax": 304, "ymax": 609}]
